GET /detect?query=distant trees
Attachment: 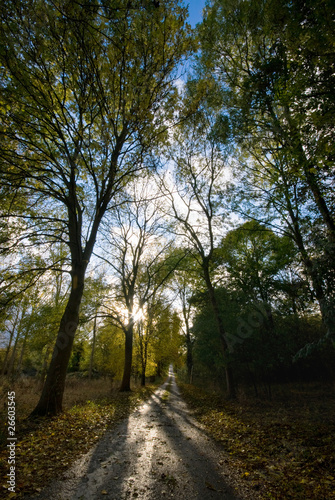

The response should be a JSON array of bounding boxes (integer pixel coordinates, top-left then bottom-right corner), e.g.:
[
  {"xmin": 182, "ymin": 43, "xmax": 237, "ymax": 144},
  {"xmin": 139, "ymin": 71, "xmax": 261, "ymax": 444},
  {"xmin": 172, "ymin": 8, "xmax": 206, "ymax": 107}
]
[{"xmin": 96, "ymin": 177, "xmax": 181, "ymax": 390}]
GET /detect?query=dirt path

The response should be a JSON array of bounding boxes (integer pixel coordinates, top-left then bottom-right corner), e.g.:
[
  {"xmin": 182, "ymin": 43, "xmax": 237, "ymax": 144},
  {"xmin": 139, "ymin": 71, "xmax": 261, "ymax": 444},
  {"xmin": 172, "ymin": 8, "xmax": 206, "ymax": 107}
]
[{"xmin": 33, "ymin": 368, "xmax": 253, "ymax": 499}]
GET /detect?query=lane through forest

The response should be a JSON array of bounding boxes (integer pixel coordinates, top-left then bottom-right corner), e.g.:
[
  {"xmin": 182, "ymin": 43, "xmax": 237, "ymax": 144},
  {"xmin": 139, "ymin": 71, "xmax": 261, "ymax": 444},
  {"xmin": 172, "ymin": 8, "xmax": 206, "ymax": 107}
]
[{"xmin": 32, "ymin": 368, "xmax": 250, "ymax": 499}]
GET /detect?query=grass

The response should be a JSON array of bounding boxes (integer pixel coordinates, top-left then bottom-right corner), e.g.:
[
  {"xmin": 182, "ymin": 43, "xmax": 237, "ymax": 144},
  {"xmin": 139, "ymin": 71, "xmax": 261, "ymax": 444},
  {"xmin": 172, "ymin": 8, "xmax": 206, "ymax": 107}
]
[
  {"xmin": 178, "ymin": 381, "xmax": 335, "ymax": 500},
  {"xmin": 0, "ymin": 376, "xmax": 117, "ymax": 422},
  {"xmin": 0, "ymin": 375, "xmax": 159, "ymax": 498}
]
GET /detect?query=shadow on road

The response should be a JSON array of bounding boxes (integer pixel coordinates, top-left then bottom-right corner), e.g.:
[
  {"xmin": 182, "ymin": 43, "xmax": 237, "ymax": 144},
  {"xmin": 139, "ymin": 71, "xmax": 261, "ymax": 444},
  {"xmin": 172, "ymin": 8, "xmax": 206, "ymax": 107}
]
[{"xmin": 32, "ymin": 369, "xmax": 245, "ymax": 500}]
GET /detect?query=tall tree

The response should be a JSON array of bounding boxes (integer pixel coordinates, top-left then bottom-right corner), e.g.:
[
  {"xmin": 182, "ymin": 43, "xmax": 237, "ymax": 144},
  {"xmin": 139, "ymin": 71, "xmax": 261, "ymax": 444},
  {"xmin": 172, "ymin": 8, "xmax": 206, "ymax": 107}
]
[
  {"xmin": 0, "ymin": 0, "xmax": 192, "ymax": 415},
  {"xmin": 97, "ymin": 177, "xmax": 182, "ymax": 390},
  {"xmin": 169, "ymin": 255, "xmax": 199, "ymax": 383},
  {"xmin": 198, "ymin": 0, "xmax": 335, "ymax": 346},
  {"xmin": 163, "ymin": 116, "xmax": 236, "ymax": 398}
]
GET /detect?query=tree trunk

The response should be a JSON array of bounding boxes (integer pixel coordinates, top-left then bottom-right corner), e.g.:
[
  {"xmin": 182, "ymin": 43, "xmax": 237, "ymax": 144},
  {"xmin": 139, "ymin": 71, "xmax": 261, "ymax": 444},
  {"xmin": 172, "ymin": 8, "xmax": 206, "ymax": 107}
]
[
  {"xmin": 7, "ymin": 331, "xmax": 20, "ymax": 380},
  {"xmin": 30, "ymin": 269, "xmax": 85, "ymax": 417},
  {"xmin": 289, "ymin": 208, "xmax": 335, "ymax": 337},
  {"xmin": 303, "ymin": 163, "xmax": 335, "ymax": 241},
  {"xmin": 202, "ymin": 263, "xmax": 236, "ymax": 399},
  {"xmin": 274, "ymin": 102, "xmax": 335, "ymax": 245},
  {"xmin": 120, "ymin": 324, "xmax": 133, "ymax": 392},
  {"xmin": 141, "ymin": 366, "xmax": 146, "ymax": 387},
  {"xmin": 89, "ymin": 314, "xmax": 97, "ymax": 380},
  {"xmin": 16, "ymin": 332, "xmax": 27, "ymax": 377},
  {"xmin": 186, "ymin": 334, "xmax": 193, "ymax": 384}
]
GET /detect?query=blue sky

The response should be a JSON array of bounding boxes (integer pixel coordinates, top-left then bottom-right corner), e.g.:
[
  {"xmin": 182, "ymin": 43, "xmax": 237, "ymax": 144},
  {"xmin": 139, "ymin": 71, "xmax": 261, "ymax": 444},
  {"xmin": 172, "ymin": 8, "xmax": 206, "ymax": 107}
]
[{"xmin": 186, "ymin": 0, "xmax": 206, "ymax": 27}]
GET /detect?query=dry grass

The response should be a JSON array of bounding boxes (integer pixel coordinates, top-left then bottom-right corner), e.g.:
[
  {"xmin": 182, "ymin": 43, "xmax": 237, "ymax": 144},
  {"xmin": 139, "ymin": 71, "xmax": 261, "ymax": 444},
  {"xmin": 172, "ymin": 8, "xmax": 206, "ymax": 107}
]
[
  {"xmin": 0, "ymin": 375, "xmax": 158, "ymax": 498},
  {"xmin": 0, "ymin": 375, "xmax": 118, "ymax": 423}
]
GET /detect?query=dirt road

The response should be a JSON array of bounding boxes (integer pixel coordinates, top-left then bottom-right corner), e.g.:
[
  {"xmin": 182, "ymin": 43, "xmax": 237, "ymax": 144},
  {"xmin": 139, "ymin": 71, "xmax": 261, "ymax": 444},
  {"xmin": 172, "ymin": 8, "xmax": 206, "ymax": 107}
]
[{"xmin": 34, "ymin": 368, "xmax": 252, "ymax": 499}]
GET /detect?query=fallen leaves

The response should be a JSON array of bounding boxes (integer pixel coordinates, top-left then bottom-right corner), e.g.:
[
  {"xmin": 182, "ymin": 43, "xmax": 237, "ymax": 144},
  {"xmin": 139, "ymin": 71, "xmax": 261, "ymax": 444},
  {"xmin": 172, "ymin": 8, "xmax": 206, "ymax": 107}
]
[
  {"xmin": 0, "ymin": 385, "xmax": 156, "ymax": 498},
  {"xmin": 179, "ymin": 382, "xmax": 335, "ymax": 500}
]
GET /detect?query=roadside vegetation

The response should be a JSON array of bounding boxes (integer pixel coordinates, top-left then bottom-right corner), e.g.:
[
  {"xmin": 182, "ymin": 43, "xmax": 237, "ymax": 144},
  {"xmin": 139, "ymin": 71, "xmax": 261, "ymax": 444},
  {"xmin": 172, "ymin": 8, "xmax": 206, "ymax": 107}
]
[
  {"xmin": 0, "ymin": 376, "xmax": 159, "ymax": 498},
  {"xmin": 179, "ymin": 382, "xmax": 335, "ymax": 500}
]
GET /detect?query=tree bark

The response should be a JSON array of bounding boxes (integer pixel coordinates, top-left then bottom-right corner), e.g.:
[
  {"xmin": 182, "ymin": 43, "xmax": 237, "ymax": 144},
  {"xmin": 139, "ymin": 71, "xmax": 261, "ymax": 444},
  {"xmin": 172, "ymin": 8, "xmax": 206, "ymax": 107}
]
[
  {"xmin": 186, "ymin": 333, "xmax": 193, "ymax": 383},
  {"xmin": 30, "ymin": 268, "xmax": 85, "ymax": 417},
  {"xmin": 89, "ymin": 314, "xmax": 97, "ymax": 380},
  {"xmin": 202, "ymin": 262, "xmax": 236, "ymax": 399},
  {"xmin": 120, "ymin": 324, "xmax": 134, "ymax": 392}
]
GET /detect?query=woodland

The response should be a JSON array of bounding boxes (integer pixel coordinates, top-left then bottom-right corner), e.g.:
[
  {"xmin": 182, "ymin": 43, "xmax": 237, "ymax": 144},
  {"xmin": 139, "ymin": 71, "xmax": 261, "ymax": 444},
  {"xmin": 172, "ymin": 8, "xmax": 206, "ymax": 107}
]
[{"xmin": 0, "ymin": 0, "xmax": 334, "ymax": 498}]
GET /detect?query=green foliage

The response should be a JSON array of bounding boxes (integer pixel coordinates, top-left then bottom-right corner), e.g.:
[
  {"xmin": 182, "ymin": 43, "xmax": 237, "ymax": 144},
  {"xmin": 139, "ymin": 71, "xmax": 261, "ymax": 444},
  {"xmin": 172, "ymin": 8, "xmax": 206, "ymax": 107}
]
[
  {"xmin": 196, "ymin": 0, "xmax": 335, "ymax": 356},
  {"xmin": 189, "ymin": 219, "xmax": 334, "ymax": 388},
  {"xmin": 218, "ymin": 221, "xmax": 295, "ymax": 300}
]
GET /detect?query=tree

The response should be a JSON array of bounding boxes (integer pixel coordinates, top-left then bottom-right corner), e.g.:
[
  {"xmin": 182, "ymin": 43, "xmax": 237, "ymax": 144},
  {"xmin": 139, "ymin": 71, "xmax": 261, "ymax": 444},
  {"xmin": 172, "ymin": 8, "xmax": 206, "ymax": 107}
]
[
  {"xmin": 0, "ymin": 0, "xmax": 192, "ymax": 415},
  {"xmin": 198, "ymin": 0, "xmax": 335, "ymax": 348},
  {"xmin": 163, "ymin": 115, "xmax": 236, "ymax": 398},
  {"xmin": 190, "ymin": 221, "xmax": 328, "ymax": 394},
  {"xmin": 80, "ymin": 322, "xmax": 125, "ymax": 380},
  {"xmin": 97, "ymin": 177, "xmax": 183, "ymax": 391},
  {"xmin": 218, "ymin": 221, "xmax": 296, "ymax": 381},
  {"xmin": 0, "ymin": 250, "xmax": 71, "ymax": 384},
  {"xmin": 135, "ymin": 293, "xmax": 159, "ymax": 386},
  {"xmin": 175, "ymin": 274, "xmax": 194, "ymax": 382},
  {"xmin": 200, "ymin": 0, "xmax": 335, "ymax": 233},
  {"xmin": 169, "ymin": 254, "xmax": 199, "ymax": 383},
  {"xmin": 79, "ymin": 275, "xmax": 109, "ymax": 379}
]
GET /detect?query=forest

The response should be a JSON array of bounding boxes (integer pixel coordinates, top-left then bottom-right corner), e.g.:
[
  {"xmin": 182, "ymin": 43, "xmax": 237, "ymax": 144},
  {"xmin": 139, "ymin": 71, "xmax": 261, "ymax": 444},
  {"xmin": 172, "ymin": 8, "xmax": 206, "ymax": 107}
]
[{"xmin": 0, "ymin": 0, "xmax": 334, "ymax": 498}]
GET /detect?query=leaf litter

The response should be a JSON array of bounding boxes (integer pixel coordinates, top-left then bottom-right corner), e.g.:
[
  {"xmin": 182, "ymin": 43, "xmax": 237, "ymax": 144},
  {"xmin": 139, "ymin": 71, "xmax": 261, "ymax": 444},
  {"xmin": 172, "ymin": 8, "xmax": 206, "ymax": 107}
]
[
  {"xmin": 0, "ymin": 385, "xmax": 156, "ymax": 498},
  {"xmin": 179, "ymin": 383, "xmax": 335, "ymax": 500}
]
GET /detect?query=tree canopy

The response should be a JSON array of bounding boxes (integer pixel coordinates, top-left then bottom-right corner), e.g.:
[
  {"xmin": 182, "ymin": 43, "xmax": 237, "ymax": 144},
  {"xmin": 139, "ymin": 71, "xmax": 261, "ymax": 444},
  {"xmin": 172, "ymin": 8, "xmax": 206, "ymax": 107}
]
[{"xmin": 0, "ymin": 0, "xmax": 334, "ymax": 411}]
